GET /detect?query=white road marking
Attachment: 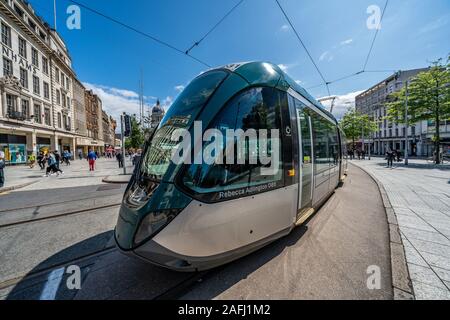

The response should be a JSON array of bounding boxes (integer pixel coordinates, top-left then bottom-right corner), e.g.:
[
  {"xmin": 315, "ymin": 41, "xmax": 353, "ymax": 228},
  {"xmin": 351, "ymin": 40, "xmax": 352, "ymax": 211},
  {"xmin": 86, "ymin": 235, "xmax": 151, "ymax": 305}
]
[{"xmin": 39, "ymin": 267, "xmax": 65, "ymax": 300}]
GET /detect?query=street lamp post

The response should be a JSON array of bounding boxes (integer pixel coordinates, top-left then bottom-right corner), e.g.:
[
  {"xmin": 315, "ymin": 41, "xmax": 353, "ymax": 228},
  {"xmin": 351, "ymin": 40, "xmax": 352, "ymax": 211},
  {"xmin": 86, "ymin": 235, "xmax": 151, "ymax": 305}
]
[{"xmin": 404, "ymin": 81, "xmax": 409, "ymax": 166}]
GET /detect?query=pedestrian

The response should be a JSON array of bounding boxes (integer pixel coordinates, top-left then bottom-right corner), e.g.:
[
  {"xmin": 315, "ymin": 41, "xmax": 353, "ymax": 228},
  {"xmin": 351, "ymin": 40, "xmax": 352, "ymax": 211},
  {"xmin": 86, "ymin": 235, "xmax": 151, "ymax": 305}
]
[
  {"xmin": 37, "ymin": 152, "xmax": 45, "ymax": 170},
  {"xmin": 54, "ymin": 150, "xmax": 61, "ymax": 169},
  {"xmin": 357, "ymin": 149, "xmax": 361, "ymax": 160},
  {"xmin": 386, "ymin": 149, "xmax": 395, "ymax": 168},
  {"xmin": 116, "ymin": 151, "xmax": 124, "ymax": 168},
  {"xmin": 396, "ymin": 149, "xmax": 401, "ymax": 162},
  {"xmin": 361, "ymin": 149, "xmax": 366, "ymax": 160},
  {"xmin": 45, "ymin": 153, "xmax": 64, "ymax": 177},
  {"xmin": 0, "ymin": 150, "xmax": 5, "ymax": 188},
  {"xmin": 63, "ymin": 150, "xmax": 71, "ymax": 166},
  {"xmin": 87, "ymin": 149, "xmax": 97, "ymax": 171},
  {"xmin": 28, "ymin": 153, "xmax": 36, "ymax": 168},
  {"xmin": 78, "ymin": 150, "xmax": 83, "ymax": 160}
]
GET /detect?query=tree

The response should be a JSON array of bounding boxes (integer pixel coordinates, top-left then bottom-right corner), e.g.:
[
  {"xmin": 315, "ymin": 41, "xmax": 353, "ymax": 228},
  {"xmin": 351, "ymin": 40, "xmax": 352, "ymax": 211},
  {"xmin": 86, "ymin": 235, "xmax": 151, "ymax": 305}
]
[
  {"xmin": 125, "ymin": 115, "xmax": 144, "ymax": 150},
  {"xmin": 386, "ymin": 57, "xmax": 450, "ymax": 164},
  {"xmin": 340, "ymin": 108, "xmax": 378, "ymax": 150}
]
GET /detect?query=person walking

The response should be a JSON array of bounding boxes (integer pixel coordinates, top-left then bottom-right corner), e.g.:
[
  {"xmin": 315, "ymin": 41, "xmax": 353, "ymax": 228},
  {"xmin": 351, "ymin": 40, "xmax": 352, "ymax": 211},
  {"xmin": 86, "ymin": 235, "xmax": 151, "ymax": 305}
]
[
  {"xmin": 0, "ymin": 150, "xmax": 5, "ymax": 188},
  {"xmin": 396, "ymin": 149, "xmax": 401, "ymax": 162},
  {"xmin": 45, "ymin": 152, "xmax": 63, "ymax": 177},
  {"xmin": 87, "ymin": 149, "xmax": 97, "ymax": 171},
  {"xmin": 37, "ymin": 152, "xmax": 44, "ymax": 170},
  {"xmin": 63, "ymin": 150, "xmax": 71, "ymax": 166},
  {"xmin": 78, "ymin": 150, "xmax": 83, "ymax": 160},
  {"xmin": 54, "ymin": 150, "xmax": 61, "ymax": 170},
  {"xmin": 28, "ymin": 153, "xmax": 36, "ymax": 168},
  {"xmin": 116, "ymin": 151, "xmax": 124, "ymax": 168},
  {"xmin": 386, "ymin": 149, "xmax": 395, "ymax": 168}
]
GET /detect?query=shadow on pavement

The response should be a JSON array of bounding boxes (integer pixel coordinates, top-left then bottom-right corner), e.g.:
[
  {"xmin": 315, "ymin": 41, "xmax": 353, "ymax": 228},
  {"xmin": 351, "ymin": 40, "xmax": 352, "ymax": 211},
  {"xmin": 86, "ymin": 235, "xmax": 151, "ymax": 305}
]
[{"xmin": 6, "ymin": 231, "xmax": 114, "ymax": 300}]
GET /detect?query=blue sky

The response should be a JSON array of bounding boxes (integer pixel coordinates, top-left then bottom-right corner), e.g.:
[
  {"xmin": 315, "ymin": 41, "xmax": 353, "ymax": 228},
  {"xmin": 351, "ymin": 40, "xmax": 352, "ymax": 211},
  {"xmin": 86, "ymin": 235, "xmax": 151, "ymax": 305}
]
[{"xmin": 29, "ymin": 0, "xmax": 450, "ymax": 120}]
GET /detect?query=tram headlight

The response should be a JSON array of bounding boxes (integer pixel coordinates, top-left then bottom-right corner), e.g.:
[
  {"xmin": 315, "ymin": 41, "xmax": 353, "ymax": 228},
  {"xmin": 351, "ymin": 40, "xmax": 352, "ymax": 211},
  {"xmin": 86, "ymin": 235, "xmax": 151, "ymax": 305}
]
[{"xmin": 134, "ymin": 209, "xmax": 182, "ymax": 245}]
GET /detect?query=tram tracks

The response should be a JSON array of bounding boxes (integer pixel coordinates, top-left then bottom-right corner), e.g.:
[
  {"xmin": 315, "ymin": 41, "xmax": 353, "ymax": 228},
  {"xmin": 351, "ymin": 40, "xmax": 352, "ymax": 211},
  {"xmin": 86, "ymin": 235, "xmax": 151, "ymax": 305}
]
[{"xmin": 0, "ymin": 203, "xmax": 122, "ymax": 229}]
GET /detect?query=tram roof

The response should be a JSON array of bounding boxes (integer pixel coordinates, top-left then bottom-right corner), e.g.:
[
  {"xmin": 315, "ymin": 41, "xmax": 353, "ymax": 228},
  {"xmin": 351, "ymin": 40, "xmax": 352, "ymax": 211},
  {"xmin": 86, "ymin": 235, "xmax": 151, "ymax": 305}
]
[{"xmin": 213, "ymin": 61, "xmax": 336, "ymax": 121}]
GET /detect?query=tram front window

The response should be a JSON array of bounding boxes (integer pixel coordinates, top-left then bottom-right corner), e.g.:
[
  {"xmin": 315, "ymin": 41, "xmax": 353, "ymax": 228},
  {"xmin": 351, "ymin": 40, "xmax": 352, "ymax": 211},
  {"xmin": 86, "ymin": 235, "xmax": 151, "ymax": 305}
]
[
  {"xmin": 182, "ymin": 87, "xmax": 284, "ymax": 195},
  {"xmin": 140, "ymin": 71, "xmax": 228, "ymax": 181}
]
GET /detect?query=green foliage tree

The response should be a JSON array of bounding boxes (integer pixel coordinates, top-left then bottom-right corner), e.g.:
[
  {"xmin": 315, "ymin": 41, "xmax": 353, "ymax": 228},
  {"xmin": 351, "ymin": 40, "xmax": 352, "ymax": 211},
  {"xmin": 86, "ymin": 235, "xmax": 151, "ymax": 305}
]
[
  {"xmin": 340, "ymin": 108, "xmax": 378, "ymax": 150},
  {"xmin": 386, "ymin": 57, "xmax": 450, "ymax": 164},
  {"xmin": 125, "ymin": 115, "xmax": 144, "ymax": 150}
]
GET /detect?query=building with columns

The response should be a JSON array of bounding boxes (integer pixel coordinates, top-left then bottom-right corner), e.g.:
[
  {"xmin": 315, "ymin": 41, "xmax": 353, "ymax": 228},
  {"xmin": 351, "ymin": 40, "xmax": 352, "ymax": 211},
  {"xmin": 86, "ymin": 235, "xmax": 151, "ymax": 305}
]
[
  {"xmin": 354, "ymin": 68, "xmax": 449, "ymax": 157},
  {"xmin": 0, "ymin": 0, "xmax": 118, "ymax": 163},
  {"xmin": 0, "ymin": 0, "xmax": 77, "ymax": 163}
]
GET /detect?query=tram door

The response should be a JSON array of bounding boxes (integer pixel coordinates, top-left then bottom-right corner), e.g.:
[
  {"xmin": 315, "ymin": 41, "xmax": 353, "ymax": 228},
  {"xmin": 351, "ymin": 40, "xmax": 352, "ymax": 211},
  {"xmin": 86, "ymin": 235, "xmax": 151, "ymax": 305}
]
[{"xmin": 295, "ymin": 102, "xmax": 314, "ymax": 216}]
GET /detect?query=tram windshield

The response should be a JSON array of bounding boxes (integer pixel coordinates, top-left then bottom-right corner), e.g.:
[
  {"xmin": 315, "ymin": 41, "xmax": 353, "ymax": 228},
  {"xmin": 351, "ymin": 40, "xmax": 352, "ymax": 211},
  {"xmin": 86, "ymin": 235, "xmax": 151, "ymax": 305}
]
[{"xmin": 140, "ymin": 70, "xmax": 228, "ymax": 181}]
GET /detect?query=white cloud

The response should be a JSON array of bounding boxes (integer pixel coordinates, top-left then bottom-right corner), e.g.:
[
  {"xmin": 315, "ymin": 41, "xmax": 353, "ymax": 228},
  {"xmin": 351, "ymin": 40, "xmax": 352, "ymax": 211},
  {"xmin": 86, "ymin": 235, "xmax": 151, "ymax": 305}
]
[
  {"xmin": 174, "ymin": 85, "xmax": 185, "ymax": 93},
  {"xmin": 319, "ymin": 51, "xmax": 334, "ymax": 62},
  {"xmin": 295, "ymin": 80, "xmax": 303, "ymax": 85},
  {"xmin": 280, "ymin": 24, "xmax": 289, "ymax": 31},
  {"xmin": 278, "ymin": 64, "xmax": 289, "ymax": 72},
  {"xmin": 83, "ymin": 83, "xmax": 169, "ymax": 130},
  {"xmin": 419, "ymin": 14, "xmax": 449, "ymax": 34},
  {"xmin": 317, "ymin": 90, "xmax": 364, "ymax": 120},
  {"xmin": 340, "ymin": 38, "xmax": 353, "ymax": 46}
]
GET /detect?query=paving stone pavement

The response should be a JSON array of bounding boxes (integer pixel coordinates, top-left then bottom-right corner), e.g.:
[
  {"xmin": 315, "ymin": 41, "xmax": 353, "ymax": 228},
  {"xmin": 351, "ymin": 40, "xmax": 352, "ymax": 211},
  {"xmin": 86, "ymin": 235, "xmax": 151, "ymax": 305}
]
[{"xmin": 352, "ymin": 158, "xmax": 450, "ymax": 300}]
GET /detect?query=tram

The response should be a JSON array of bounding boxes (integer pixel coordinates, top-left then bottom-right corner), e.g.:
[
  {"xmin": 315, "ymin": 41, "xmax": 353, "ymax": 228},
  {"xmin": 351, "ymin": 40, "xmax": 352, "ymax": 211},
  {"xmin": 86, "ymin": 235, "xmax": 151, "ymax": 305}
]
[{"xmin": 115, "ymin": 61, "xmax": 348, "ymax": 271}]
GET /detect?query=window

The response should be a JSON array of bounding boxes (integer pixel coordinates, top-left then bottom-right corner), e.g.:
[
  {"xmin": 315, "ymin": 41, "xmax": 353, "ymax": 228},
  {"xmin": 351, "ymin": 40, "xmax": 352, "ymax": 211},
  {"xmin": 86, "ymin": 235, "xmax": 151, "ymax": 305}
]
[
  {"xmin": 31, "ymin": 48, "xmax": 39, "ymax": 67},
  {"xmin": 1, "ymin": 23, "xmax": 11, "ymax": 47},
  {"xmin": 3, "ymin": 57, "xmax": 13, "ymax": 76},
  {"xmin": 62, "ymin": 92, "xmax": 66, "ymax": 107},
  {"xmin": 56, "ymin": 89, "xmax": 60, "ymax": 104},
  {"xmin": 140, "ymin": 70, "xmax": 228, "ymax": 181},
  {"xmin": 66, "ymin": 78, "xmax": 70, "ymax": 90},
  {"xmin": 6, "ymin": 94, "xmax": 16, "ymax": 114},
  {"xmin": 310, "ymin": 113, "xmax": 335, "ymax": 173},
  {"xmin": 57, "ymin": 112, "xmax": 62, "ymax": 128},
  {"xmin": 61, "ymin": 74, "xmax": 65, "ymax": 87},
  {"xmin": 43, "ymin": 82, "xmax": 49, "ymax": 99},
  {"xmin": 33, "ymin": 75, "xmax": 40, "ymax": 95},
  {"xmin": 13, "ymin": 3, "xmax": 24, "ymax": 18},
  {"xmin": 42, "ymin": 57, "xmax": 49, "ymax": 74},
  {"xmin": 33, "ymin": 104, "xmax": 41, "ymax": 123},
  {"xmin": 18, "ymin": 37, "xmax": 27, "ymax": 58},
  {"xmin": 20, "ymin": 68, "xmax": 28, "ymax": 88},
  {"xmin": 55, "ymin": 68, "xmax": 60, "ymax": 83},
  {"xmin": 67, "ymin": 117, "xmax": 71, "ymax": 130},
  {"xmin": 181, "ymin": 87, "xmax": 284, "ymax": 195},
  {"xmin": 44, "ymin": 107, "xmax": 51, "ymax": 126},
  {"xmin": 28, "ymin": 20, "xmax": 36, "ymax": 31},
  {"xmin": 66, "ymin": 96, "xmax": 70, "ymax": 108},
  {"xmin": 21, "ymin": 99, "xmax": 29, "ymax": 118}
]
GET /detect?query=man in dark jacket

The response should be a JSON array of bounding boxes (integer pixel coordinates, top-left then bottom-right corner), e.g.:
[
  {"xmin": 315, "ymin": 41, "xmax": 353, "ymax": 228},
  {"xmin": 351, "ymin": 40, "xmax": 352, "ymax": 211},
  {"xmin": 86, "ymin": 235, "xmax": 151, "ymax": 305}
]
[
  {"xmin": 0, "ymin": 150, "xmax": 5, "ymax": 188},
  {"xmin": 386, "ymin": 149, "xmax": 395, "ymax": 168}
]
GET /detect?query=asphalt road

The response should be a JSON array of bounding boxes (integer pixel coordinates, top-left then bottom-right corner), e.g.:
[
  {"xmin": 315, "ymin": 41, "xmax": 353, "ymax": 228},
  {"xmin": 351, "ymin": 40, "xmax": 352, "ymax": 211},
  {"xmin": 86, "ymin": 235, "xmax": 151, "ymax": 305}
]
[{"xmin": 1, "ymin": 163, "xmax": 393, "ymax": 300}]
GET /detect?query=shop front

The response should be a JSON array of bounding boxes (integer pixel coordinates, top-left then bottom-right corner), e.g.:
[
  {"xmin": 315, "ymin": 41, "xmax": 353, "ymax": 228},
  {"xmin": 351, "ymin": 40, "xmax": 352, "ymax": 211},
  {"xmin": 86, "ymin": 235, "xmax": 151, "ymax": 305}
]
[
  {"xmin": 0, "ymin": 133, "xmax": 27, "ymax": 165},
  {"xmin": 36, "ymin": 137, "xmax": 51, "ymax": 155}
]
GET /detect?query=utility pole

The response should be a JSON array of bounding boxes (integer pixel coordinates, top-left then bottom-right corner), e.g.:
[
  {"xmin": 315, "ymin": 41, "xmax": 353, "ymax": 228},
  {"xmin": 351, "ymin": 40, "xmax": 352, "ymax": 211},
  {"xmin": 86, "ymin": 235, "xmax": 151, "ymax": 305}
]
[
  {"xmin": 53, "ymin": 0, "xmax": 57, "ymax": 30},
  {"xmin": 404, "ymin": 80, "xmax": 409, "ymax": 166},
  {"xmin": 120, "ymin": 113, "xmax": 127, "ymax": 175}
]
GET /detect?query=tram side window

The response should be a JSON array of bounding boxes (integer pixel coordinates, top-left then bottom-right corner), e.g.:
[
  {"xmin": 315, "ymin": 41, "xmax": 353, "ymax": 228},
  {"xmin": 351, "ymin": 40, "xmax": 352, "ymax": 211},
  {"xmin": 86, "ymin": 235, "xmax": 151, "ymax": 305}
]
[
  {"xmin": 182, "ymin": 87, "xmax": 284, "ymax": 195},
  {"xmin": 310, "ymin": 113, "xmax": 330, "ymax": 173},
  {"xmin": 329, "ymin": 126, "xmax": 339, "ymax": 166}
]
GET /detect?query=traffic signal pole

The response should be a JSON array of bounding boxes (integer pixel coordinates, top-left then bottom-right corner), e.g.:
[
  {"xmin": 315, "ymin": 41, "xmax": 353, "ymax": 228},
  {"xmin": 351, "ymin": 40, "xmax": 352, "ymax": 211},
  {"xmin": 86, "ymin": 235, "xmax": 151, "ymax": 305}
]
[{"xmin": 121, "ymin": 113, "xmax": 127, "ymax": 175}]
